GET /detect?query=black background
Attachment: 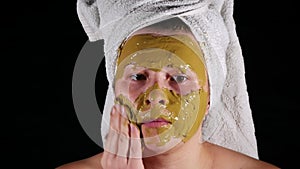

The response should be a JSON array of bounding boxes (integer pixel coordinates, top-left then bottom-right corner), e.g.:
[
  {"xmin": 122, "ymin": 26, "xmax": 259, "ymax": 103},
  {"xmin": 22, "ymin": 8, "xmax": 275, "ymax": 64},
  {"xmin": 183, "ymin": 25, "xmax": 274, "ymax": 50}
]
[{"xmin": 5, "ymin": 1, "xmax": 299, "ymax": 169}]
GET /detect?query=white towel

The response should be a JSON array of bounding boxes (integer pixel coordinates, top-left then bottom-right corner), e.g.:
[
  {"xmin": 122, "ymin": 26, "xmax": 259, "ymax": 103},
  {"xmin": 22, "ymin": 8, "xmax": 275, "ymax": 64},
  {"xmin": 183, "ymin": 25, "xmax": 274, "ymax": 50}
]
[{"xmin": 76, "ymin": 0, "xmax": 259, "ymax": 159}]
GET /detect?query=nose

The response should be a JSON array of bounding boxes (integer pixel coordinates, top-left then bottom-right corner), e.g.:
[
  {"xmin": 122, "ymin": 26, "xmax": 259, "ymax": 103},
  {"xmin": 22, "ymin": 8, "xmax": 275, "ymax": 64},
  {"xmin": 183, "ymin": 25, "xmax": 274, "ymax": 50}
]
[{"xmin": 146, "ymin": 89, "xmax": 168, "ymax": 106}]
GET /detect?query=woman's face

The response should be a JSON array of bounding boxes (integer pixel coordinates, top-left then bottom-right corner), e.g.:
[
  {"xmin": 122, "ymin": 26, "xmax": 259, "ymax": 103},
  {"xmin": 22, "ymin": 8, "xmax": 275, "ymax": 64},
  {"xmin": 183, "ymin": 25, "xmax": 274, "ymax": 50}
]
[{"xmin": 114, "ymin": 33, "xmax": 209, "ymax": 154}]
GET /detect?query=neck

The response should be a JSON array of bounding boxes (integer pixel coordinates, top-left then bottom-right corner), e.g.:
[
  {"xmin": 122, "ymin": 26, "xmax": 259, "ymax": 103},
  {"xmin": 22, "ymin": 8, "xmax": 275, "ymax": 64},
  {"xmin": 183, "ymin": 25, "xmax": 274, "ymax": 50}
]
[{"xmin": 142, "ymin": 132, "xmax": 214, "ymax": 169}]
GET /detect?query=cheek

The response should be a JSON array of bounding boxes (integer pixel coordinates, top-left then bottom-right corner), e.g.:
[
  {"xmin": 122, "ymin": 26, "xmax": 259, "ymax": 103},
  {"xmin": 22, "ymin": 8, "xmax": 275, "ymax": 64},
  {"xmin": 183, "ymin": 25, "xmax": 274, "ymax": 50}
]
[
  {"xmin": 165, "ymin": 81, "xmax": 180, "ymax": 94},
  {"xmin": 115, "ymin": 81, "xmax": 143, "ymax": 104},
  {"xmin": 128, "ymin": 81, "xmax": 151, "ymax": 102},
  {"xmin": 129, "ymin": 83, "xmax": 142, "ymax": 101},
  {"xmin": 179, "ymin": 80, "xmax": 200, "ymax": 95},
  {"xmin": 115, "ymin": 79, "xmax": 131, "ymax": 99},
  {"xmin": 179, "ymin": 70, "xmax": 202, "ymax": 95}
]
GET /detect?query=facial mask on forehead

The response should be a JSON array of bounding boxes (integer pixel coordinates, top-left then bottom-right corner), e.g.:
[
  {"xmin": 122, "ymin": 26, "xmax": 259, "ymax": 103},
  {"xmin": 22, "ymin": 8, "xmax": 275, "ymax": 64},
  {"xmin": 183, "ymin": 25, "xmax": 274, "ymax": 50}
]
[
  {"xmin": 114, "ymin": 34, "xmax": 209, "ymax": 146},
  {"xmin": 117, "ymin": 34, "xmax": 206, "ymax": 75}
]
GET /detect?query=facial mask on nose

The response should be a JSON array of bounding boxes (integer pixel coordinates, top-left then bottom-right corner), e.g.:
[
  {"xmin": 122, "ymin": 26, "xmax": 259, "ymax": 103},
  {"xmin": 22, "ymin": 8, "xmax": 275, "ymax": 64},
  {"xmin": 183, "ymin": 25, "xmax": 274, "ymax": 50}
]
[{"xmin": 115, "ymin": 34, "xmax": 209, "ymax": 144}]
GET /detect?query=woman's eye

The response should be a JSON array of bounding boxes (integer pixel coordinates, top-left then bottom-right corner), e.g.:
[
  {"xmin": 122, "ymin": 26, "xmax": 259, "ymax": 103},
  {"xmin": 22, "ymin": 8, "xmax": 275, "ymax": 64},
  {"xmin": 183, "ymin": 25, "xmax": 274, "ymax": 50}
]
[
  {"xmin": 170, "ymin": 75, "xmax": 188, "ymax": 83},
  {"xmin": 130, "ymin": 74, "xmax": 147, "ymax": 81}
]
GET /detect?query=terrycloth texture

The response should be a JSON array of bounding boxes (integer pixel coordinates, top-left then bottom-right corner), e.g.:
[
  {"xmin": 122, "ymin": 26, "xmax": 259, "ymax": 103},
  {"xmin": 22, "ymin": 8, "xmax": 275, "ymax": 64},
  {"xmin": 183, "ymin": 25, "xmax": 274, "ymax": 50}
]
[{"xmin": 77, "ymin": 0, "xmax": 259, "ymax": 159}]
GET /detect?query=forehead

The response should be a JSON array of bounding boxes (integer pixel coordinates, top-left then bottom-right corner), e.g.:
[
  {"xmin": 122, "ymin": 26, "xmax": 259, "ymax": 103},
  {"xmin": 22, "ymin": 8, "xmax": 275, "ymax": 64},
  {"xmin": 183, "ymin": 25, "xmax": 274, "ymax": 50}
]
[
  {"xmin": 117, "ymin": 32, "xmax": 205, "ymax": 67},
  {"xmin": 130, "ymin": 27, "xmax": 198, "ymax": 43},
  {"xmin": 119, "ymin": 48, "xmax": 189, "ymax": 72},
  {"xmin": 116, "ymin": 33, "xmax": 207, "ymax": 81}
]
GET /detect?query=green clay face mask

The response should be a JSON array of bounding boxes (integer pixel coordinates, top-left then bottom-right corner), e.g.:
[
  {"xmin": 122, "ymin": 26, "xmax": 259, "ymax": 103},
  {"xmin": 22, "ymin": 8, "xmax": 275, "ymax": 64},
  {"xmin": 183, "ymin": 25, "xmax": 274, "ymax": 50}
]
[{"xmin": 114, "ymin": 34, "xmax": 209, "ymax": 149}]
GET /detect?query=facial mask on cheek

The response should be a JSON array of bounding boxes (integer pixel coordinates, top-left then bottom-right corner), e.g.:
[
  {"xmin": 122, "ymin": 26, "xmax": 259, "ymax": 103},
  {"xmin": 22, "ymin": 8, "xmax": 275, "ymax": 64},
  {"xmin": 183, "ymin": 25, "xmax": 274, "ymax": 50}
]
[
  {"xmin": 114, "ymin": 34, "xmax": 209, "ymax": 146},
  {"xmin": 134, "ymin": 83, "xmax": 207, "ymax": 144},
  {"xmin": 115, "ymin": 83, "xmax": 207, "ymax": 145}
]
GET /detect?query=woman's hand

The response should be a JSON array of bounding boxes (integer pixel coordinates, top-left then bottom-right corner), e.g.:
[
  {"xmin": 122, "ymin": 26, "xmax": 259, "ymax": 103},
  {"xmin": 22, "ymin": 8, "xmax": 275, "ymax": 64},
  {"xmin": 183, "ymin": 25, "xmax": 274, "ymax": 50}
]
[{"xmin": 101, "ymin": 104, "xmax": 145, "ymax": 169}]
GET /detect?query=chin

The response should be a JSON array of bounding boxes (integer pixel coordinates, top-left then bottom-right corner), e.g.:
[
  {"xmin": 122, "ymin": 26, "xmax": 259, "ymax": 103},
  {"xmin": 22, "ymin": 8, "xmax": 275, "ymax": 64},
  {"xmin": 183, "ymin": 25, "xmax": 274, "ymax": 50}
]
[{"xmin": 141, "ymin": 136, "xmax": 183, "ymax": 157}]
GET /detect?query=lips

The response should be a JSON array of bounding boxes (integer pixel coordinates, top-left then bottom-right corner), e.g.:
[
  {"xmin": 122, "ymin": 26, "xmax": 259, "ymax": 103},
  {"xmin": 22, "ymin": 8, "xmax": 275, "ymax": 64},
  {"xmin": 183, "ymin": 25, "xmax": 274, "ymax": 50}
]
[{"xmin": 141, "ymin": 118, "xmax": 171, "ymax": 128}]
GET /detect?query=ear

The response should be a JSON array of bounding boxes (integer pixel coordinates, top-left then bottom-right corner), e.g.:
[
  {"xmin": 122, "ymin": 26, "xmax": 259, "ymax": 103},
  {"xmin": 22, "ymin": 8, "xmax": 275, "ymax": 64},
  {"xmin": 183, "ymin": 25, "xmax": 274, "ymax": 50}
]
[
  {"xmin": 205, "ymin": 100, "xmax": 210, "ymax": 116},
  {"xmin": 205, "ymin": 73, "xmax": 210, "ymax": 116},
  {"xmin": 77, "ymin": 0, "xmax": 102, "ymax": 41}
]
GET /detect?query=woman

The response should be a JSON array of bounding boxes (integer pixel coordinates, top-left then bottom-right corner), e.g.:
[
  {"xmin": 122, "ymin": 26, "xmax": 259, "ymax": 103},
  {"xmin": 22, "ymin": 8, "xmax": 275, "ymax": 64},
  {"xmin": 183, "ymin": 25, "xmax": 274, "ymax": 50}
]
[{"xmin": 57, "ymin": 17, "xmax": 279, "ymax": 169}]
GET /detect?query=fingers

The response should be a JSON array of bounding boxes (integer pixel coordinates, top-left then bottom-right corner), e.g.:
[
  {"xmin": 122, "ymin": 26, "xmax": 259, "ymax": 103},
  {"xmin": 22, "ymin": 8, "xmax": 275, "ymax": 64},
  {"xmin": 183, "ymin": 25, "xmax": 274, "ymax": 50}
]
[
  {"xmin": 101, "ymin": 106, "xmax": 119, "ymax": 168},
  {"xmin": 102, "ymin": 105, "xmax": 129, "ymax": 168},
  {"xmin": 105, "ymin": 105, "xmax": 129, "ymax": 156},
  {"xmin": 104, "ymin": 106, "xmax": 119, "ymax": 155},
  {"xmin": 129, "ymin": 124, "xmax": 142, "ymax": 158},
  {"xmin": 117, "ymin": 113, "xmax": 130, "ymax": 157},
  {"xmin": 101, "ymin": 105, "xmax": 144, "ymax": 169},
  {"xmin": 128, "ymin": 124, "xmax": 144, "ymax": 168}
]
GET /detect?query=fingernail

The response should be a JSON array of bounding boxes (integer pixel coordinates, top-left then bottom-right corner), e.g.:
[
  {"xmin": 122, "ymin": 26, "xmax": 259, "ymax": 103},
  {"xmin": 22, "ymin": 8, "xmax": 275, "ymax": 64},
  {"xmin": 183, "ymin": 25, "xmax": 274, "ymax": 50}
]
[
  {"xmin": 121, "ymin": 107, "xmax": 128, "ymax": 118},
  {"xmin": 111, "ymin": 106, "xmax": 116, "ymax": 115},
  {"xmin": 130, "ymin": 124, "xmax": 137, "ymax": 132}
]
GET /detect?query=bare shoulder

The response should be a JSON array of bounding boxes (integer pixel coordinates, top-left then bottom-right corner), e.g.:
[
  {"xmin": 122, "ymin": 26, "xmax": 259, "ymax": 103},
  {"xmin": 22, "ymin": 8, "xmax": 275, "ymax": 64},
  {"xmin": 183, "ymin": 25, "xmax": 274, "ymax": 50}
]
[
  {"xmin": 55, "ymin": 153, "xmax": 104, "ymax": 169},
  {"xmin": 206, "ymin": 143, "xmax": 280, "ymax": 169}
]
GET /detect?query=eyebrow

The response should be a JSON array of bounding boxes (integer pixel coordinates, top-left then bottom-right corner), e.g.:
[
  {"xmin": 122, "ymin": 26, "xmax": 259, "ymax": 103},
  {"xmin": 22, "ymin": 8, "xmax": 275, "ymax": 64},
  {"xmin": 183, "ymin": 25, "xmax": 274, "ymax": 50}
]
[{"xmin": 125, "ymin": 64, "xmax": 187, "ymax": 74}]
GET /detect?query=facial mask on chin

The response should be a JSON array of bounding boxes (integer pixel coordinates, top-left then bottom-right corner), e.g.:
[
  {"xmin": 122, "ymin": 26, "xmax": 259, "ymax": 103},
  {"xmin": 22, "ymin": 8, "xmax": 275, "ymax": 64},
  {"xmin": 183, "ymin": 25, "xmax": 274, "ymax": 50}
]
[{"xmin": 114, "ymin": 34, "xmax": 209, "ymax": 147}]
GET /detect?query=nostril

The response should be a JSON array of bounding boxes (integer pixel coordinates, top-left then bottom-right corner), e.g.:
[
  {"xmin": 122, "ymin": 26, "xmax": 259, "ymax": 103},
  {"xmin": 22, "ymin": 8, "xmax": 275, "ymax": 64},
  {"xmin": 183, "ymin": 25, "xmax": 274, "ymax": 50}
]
[
  {"xmin": 159, "ymin": 100, "xmax": 165, "ymax": 105},
  {"xmin": 147, "ymin": 89, "xmax": 168, "ymax": 105},
  {"xmin": 145, "ymin": 100, "xmax": 151, "ymax": 105}
]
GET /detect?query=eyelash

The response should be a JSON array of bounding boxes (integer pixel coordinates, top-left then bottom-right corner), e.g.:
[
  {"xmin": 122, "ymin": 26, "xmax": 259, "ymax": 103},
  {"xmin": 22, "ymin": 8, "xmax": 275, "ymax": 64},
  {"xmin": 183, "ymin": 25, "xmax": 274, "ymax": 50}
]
[
  {"xmin": 130, "ymin": 73, "xmax": 188, "ymax": 83},
  {"xmin": 169, "ymin": 75, "xmax": 188, "ymax": 83},
  {"xmin": 130, "ymin": 74, "xmax": 147, "ymax": 81}
]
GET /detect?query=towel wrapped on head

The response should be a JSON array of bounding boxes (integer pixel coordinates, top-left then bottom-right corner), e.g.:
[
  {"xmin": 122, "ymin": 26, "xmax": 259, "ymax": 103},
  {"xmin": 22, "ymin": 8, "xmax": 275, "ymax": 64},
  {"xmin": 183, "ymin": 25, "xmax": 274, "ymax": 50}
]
[{"xmin": 76, "ymin": 0, "xmax": 259, "ymax": 159}]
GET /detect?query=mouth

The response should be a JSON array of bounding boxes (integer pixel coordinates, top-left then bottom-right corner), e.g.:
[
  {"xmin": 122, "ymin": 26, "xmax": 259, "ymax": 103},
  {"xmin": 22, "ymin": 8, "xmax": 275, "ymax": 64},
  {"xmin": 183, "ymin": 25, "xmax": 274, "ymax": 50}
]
[{"xmin": 141, "ymin": 118, "xmax": 171, "ymax": 128}]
